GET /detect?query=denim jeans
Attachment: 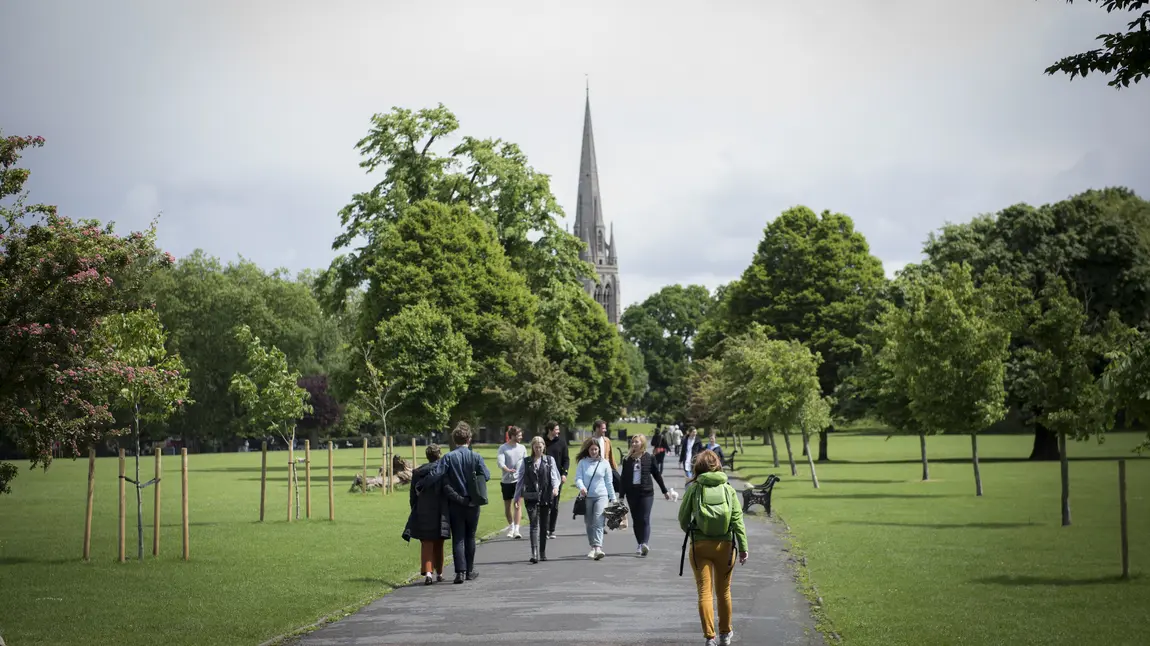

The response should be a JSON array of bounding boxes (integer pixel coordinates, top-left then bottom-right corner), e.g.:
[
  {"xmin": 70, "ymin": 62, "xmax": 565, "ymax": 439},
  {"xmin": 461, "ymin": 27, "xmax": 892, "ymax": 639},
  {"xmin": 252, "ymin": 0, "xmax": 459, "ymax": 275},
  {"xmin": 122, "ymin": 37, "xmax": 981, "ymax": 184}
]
[
  {"xmin": 625, "ymin": 491, "xmax": 654, "ymax": 545},
  {"xmin": 583, "ymin": 495, "xmax": 608, "ymax": 548},
  {"xmin": 448, "ymin": 502, "xmax": 480, "ymax": 573}
]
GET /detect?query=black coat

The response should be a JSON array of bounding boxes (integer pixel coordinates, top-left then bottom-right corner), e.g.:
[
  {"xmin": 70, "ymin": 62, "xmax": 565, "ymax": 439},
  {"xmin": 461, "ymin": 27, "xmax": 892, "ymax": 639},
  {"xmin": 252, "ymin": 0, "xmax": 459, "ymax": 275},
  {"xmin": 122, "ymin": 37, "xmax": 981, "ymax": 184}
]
[
  {"xmin": 408, "ymin": 463, "xmax": 450, "ymax": 541},
  {"xmin": 679, "ymin": 437, "xmax": 704, "ymax": 465},
  {"xmin": 619, "ymin": 453, "xmax": 668, "ymax": 496}
]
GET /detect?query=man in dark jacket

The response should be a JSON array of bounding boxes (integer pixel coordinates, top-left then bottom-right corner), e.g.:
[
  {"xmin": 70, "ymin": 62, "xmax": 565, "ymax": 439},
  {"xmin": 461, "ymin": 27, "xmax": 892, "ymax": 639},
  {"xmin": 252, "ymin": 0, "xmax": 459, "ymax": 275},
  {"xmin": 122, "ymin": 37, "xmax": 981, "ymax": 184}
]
[
  {"xmin": 543, "ymin": 421, "xmax": 570, "ymax": 540},
  {"xmin": 407, "ymin": 444, "xmax": 451, "ymax": 585},
  {"xmin": 422, "ymin": 422, "xmax": 490, "ymax": 584}
]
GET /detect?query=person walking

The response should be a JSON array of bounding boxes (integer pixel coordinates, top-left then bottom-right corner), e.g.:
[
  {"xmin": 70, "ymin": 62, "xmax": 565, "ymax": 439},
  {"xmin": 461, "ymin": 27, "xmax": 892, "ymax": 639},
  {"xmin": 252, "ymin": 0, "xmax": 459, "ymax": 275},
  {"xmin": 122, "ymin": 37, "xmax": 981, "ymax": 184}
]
[
  {"xmin": 650, "ymin": 426, "xmax": 670, "ymax": 476},
  {"xmin": 619, "ymin": 434, "xmax": 670, "ymax": 557},
  {"xmin": 678, "ymin": 450, "xmax": 749, "ymax": 646},
  {"xmin": 513, "ymin": 436, "xmax": 560, "ymax": 563},
  {"xmin": 407, "ymin": 444, "xmax": 450, "ymax": 585},
  {"xmin": 703, "ymin": 431, "xmax": 726, "ymax": 467},
  {"xmin": 421, "ymin": 422, "xmax": 490, "ymax": 584},
  {"xmin": 679, "ymin": 427, "xmax": 704, "ymax": 480},
  {"xmin": 543, "ymin": 421, "xmax": 570, "ymax": 540},
  {"xmin": 574, "ymin": 438, "xmax": 616, "ymax": 560},
  {"xmin": 497, "ymin": 426, "xmax": 527, "ymax": 539}
]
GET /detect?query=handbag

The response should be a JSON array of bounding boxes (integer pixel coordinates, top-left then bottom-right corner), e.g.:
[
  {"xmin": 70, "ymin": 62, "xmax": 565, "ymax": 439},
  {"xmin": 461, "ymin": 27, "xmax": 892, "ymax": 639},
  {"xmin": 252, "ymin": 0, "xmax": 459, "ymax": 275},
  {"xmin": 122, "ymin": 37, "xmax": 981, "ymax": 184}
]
[
  {"xmin": 572, "ymin": 459, "xmax": 601, "ymax": 518},
  {"xmin": 466, "ymin": 450, "xmax": 488, "ymax": 506}
]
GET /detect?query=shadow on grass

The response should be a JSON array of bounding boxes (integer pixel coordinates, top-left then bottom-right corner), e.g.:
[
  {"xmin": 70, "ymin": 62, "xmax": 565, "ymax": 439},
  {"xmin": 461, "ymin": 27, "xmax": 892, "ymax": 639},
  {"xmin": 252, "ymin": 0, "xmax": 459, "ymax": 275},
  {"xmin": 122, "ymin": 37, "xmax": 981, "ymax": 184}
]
[
  {"xmin": 835, "ymin": 520, "xmax": 1038, "ymax": 530},
  {"xmin": 817, "ymin": 478, "xmax": 905, "ymax": 484},
  {"xmin": 160, "ymin": 522, "xmax": 219, "ymax": 528},
  {"xmin": 789, "ymin": 492, "xmax": 953, "ymax": 500},
  {"xmin": 837, "ymin": 456, "xmax": 1148, "ymax": 465},
  {"xmin": 0, "ymin": 555, "xmax": 76, "ymax": 565},
  {"xmin": 973, "ymin": 574, "xmax": 1141, "ymax": 587},
  {"xmin": 346, "ymin": 576, "xmax": 411, "ymax": 588}
]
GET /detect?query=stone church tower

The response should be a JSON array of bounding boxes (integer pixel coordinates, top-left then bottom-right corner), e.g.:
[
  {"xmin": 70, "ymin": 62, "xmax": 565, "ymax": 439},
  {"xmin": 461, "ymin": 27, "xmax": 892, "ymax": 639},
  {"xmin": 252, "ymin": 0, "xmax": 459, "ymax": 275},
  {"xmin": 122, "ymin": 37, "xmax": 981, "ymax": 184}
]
[{"xmin": 573, "ymin": 89, "xmax": 620, "ymax": 325}]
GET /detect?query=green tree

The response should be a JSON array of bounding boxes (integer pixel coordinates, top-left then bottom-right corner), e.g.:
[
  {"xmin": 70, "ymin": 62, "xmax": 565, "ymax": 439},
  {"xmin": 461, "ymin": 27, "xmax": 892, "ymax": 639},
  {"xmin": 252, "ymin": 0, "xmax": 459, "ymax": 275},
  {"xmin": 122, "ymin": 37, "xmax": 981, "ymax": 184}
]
[
  {"xmin": 357, "ymin": 300, "xmax": 472, "ymax": 439},
  {"xmin": 1102, "ymin": 334, "xmax": 1150, "ymax": 454},
  {"xmin": 482, "ymin": 322, "xmax": 577, "ymax": 432},
  {"xmin": 93, "ymin": 309, "xmax": 191, "ymax": 560},
  {"xmin": 923, "ymin": 187, "xmax": 1150, "ymax": 459},
  {"xmin": 1, "ymin": 132, "xmax": 172, "ymax": 493},
  {"xmin": 229, "ymin": 325, "xmax": 312, "ymax": 518},
  {"xmin": 727, "ymin": 206, "xmax": 887, "ymax": 461},
  {"xmin": 620, "ymin": 284, "xmax": 712, "ymax": 422},
  {"xmin": 880, "ymin": 264, "xmax": 1011, "ymax": 496},
  {"xmin": 620, "ymin": 341, "xmax": 649, "ymax": 412},
  {"xmin": 1044, "ymin": 0, "xmax": 1150, "ymax": 88}
]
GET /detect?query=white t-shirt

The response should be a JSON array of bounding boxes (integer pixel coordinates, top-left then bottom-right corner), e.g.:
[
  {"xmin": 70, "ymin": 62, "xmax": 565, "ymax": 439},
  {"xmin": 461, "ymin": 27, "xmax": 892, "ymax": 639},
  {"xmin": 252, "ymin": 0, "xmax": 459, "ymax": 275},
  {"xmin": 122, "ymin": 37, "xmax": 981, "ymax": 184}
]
[
  {"xmin": 497, "ymin": 442, "xmax": 527, "ymax": 484},
  {"xmin": 632, "ymin": 457, "xmax": 642, "ymax": 485}
]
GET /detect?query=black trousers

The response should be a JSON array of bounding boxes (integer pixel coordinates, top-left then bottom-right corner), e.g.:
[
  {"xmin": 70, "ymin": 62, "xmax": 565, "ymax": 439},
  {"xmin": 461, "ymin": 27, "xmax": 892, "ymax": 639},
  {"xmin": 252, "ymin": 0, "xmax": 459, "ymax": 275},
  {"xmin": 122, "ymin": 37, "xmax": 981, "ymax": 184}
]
[
  {"xmin": 547, "ymin": 483, "xmax": 564, "ymax": 533},
  {"xmin": 625, "ymin": 491, "xmax": 655, "ymax": 545},
  {"xmin": 448, "ymin": 501, "xmax": 480, "ymax": 574},
  {"xmin": 654, "ymin": 452, "xmax": 666, "ymax": 475},
  {"xmin": 526, "ymin": 501, "xmax": 550, "ymax": 557}
]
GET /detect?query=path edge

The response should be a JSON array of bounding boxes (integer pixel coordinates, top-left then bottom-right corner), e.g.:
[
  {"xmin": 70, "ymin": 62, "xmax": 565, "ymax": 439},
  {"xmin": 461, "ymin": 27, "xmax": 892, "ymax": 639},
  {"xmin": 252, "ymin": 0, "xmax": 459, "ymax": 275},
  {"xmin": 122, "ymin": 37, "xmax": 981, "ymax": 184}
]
[{"xmin": 259, "ymin": 526, "xmax": 507, "ymax": 646}]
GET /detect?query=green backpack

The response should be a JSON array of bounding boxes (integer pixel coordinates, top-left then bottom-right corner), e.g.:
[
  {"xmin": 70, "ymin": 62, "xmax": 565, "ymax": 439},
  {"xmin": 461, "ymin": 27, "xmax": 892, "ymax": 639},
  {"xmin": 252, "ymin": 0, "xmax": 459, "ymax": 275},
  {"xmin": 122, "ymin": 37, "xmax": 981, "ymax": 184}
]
[{"xmin": 692, "ymin": 483, "xmax": 733, "ymax": 538}]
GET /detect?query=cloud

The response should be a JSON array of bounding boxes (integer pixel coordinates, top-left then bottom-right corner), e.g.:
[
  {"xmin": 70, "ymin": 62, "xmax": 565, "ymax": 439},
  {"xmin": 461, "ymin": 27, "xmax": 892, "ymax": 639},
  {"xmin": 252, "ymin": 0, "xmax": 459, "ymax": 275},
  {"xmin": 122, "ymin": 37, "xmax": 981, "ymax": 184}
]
[{"xmin": 1, "ymin": 0, "xmax": 1148, "ymax": 313}]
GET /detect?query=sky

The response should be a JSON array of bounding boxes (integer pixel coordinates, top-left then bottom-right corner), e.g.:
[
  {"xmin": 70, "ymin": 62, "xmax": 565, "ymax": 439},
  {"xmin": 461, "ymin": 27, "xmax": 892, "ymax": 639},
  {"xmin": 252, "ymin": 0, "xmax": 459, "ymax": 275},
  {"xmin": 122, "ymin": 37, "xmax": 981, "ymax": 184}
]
[{"xmin": 2, "ymin": 0, "xmax": 1148, "ymax": 310}]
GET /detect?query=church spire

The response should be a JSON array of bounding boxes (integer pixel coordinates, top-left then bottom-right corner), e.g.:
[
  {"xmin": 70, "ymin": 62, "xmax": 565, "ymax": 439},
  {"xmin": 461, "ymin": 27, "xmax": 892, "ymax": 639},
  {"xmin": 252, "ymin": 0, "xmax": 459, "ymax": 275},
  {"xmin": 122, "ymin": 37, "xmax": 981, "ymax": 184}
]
[
  {"xmin": 575, "ymin": 83, "xmax": 605, "ymax": 263},
  {"xmin": 608, "ymin": 222, "xmax": 617, "ymax": 265}
]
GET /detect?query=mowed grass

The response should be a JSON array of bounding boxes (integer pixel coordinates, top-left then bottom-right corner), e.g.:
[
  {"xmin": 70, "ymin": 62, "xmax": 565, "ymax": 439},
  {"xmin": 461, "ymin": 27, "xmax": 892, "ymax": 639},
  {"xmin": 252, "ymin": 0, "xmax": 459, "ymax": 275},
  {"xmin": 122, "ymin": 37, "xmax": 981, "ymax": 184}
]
[
  {"xmin": 731, "ymin": 431, "xmax": 1150, "ymax": 646},
  {"xmin": 0, "ymin": 443, "xmax": 579, "ymax": 646}
]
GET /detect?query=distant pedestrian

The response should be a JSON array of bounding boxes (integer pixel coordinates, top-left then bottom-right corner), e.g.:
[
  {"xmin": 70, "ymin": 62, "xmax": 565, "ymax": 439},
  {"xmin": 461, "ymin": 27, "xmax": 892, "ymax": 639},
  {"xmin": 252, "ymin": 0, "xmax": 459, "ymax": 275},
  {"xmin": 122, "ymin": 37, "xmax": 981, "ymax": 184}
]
[
  {"xmin": 543, "ymin": 421, "xmax": 570, "ymax": 540},
  {"xmin": 422, "ymin": 421, "xmax": 491, "ymax": 584},
  {"xmin": 513, "ymin": 436, "xmax": 560, "ymax": 563},
  {"xmin": 679, "ymin": 427, "xmax": 704, "ymax": 480},
  {"xmin": 650, "ymin": 426, "xmax": 670, "ymax": 475},
  {"xmin": 497, "ymin": 426, "xmax": 527, "ymax": 539},
  {"xmin": 407, "ymin": 443, "xmax": 450, "ymax": 585},
  {"xmin": 703, "ymin": 431, "xmax": 725, "ymax": 467},
  {"xmin": 574, "ymin": 438, "xmax": 617, "ymax": 560},
  {"xmin": 678, "ymin": 450, "xmax": 749, "ymax": 646},
  {"xmin": 619, "ymin": 434, "xmax": 670, "ymax": 557}
]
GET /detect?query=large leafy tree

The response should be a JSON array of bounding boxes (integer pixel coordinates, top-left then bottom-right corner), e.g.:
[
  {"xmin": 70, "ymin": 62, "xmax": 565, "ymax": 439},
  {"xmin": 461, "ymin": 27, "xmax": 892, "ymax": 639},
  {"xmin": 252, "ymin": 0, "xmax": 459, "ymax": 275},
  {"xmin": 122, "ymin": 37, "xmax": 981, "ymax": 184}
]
[
  {"xmin": 879, "ymin": 263, "xmax": 1012, "ymax": 496},
  {"xmin": 1, "ymin": 132, "xmax": 171, "ymax": 494},
  {"xmin": 1044, "ymin": 0, "xmax": 1150, "ymax": 88},
  {"xmin": 922, "ymin": 187, "xmax": 1150, "ymax": 459},
  {"xmin": 726, "ymin": 206, "xmax": 887, "ymax": 460},
  {"xmin": 620, "ymin": 284, "xmax": 712, "ymax": 422},
  {"xmin": 482, "ymin": 322, "xmax": 577, "ymax": 432},
  {"xmin": 296, "ymin": 375, "xmax": 342, "ymax": 442},
  {"xmin": 93, "ymin": 309, "xmax": 191, "ymax": 559}
]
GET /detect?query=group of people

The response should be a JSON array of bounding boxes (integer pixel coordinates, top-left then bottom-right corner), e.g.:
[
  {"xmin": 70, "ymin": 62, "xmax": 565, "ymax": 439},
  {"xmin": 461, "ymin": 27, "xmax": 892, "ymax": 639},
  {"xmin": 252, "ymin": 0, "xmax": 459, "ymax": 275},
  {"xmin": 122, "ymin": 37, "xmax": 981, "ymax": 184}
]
[{"xmin": 405, "ymin": 419, "xmax": 749, "ymax": 646}]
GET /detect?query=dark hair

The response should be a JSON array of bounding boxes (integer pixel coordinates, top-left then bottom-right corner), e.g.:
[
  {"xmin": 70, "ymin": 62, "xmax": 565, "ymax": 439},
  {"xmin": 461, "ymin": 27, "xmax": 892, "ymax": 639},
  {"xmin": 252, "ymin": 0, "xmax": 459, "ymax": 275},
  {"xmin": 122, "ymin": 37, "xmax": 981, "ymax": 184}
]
[
  {"xmin": 452, "ymin": 422, "xmax": 472, "ymax": 447},
  {"xmin": 593, "ymin": 419, "xmax": 606, "ymax": 431},
  {"xmin": 425, "ymin": 444, "xmax": 442, "ymax": 462},
  {"xmin": 575, "ymin": 437, "xmax": 600, "ymax": 461},
  {"xmin": 544, "ymin": 421, "xmax": 559, "ymax": 432}
]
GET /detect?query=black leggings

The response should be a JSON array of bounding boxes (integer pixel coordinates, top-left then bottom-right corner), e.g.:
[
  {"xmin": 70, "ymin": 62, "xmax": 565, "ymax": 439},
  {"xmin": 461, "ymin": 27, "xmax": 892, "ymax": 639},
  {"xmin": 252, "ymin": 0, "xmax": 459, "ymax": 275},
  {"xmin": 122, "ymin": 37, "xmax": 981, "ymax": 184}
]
[{"xmin": 625, "ymin": 491, "xmax": 655, "ymax": 545}]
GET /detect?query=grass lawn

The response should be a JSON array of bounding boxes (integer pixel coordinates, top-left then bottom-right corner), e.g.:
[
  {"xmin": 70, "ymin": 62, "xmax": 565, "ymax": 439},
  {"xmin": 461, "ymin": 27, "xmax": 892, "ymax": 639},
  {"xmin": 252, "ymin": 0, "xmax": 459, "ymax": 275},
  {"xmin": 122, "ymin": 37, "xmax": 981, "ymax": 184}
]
[
  {"xmin": 0, "ymin": 442, "xmax": 581, "ymax": 646},
  {"xmin": 730, "ymin": 430, "xmax": 1150, "ymax": 646}
]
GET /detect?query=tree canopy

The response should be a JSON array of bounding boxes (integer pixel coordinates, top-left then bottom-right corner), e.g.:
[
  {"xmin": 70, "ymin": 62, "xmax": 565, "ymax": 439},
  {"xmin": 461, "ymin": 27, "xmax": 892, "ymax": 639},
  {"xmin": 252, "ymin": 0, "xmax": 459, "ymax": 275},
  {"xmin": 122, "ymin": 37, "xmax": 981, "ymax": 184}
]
[{"xmin": 1044, "ymin": 1, "xmax": 1150, "ymax": 88}]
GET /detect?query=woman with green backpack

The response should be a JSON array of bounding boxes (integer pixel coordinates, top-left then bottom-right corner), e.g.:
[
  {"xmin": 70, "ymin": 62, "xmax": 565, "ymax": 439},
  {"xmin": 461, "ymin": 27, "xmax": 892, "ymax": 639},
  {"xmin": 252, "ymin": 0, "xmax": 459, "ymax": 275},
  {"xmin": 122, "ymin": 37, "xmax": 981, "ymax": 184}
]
[{"xmin": 677, "ymin": 450, "xmax": 749, "ymax": 646}]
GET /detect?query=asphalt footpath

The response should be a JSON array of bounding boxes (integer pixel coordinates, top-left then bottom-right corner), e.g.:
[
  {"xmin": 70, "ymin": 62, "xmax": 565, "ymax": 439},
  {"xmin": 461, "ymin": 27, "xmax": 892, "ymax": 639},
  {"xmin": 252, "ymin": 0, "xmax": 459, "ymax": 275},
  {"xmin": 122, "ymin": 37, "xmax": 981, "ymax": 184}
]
[{"xmin": 290, "ymin": 458, "xmax": 824, "ymax": 646}]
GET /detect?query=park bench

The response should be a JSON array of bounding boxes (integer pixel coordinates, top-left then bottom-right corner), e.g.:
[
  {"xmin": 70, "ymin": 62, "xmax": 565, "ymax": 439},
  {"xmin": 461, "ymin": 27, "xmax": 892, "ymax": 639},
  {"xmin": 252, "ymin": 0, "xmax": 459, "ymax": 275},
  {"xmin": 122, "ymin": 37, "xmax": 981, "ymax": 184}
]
[
  {"xmin": 740, "ymin": 474, "xmax": 780, "ymax": 516},
  {"xmin": 723, "ymin": 448, "xmax": 738, "ymax": 471}
]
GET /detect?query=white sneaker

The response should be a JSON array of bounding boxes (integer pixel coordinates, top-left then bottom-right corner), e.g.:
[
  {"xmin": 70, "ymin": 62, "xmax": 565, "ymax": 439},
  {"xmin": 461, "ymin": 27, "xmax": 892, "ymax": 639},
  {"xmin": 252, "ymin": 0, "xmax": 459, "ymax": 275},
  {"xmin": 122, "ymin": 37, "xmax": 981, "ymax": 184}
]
[
  {"xmin": 587, "ymin": 549, "xmax": 598, "ymax": 559},
  {"xmin": 593, "ymin": 548, "xmax": 605, "ymax": 560},
  {"xmin": 547, "ymin": 532, "xmax": 557, "ymax": 539},
  {"xmin": 640, "ymin": 543, "xmax": 650, "ymax": 557},
  {"xmin": 635, "ymin": 545, "xmax": 643, "ymax": 555},
  {"xmin": 718, "ymin": 631, "xmax": 733, "ymax": 645},
  {"xmin": 704, "ymin": 638, "xmax": 718, "ymax": 646},
  {"xmin": 507, "ymin": 526, "xmax": 515, "ymax": 538}
]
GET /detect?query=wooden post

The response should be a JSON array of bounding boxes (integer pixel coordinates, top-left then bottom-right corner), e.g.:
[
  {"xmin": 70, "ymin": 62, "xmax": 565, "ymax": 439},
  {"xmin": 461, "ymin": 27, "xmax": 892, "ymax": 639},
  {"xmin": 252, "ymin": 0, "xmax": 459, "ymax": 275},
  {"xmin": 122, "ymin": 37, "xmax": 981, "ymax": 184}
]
[
  {"xmin": 362, "ymin": 437, "xmax": 368, "ymax": 495},
  {"xmin": 412, "ymin": 437, "xmax": 417, "ymax": 470},
  {"xmin": 327, "ymin": 441, "xmax": 334, "ymax": 521},
  {"xmin": 1119, "ymin": 459, "xmax": 1129, "ymax": 580},
  {"xmin": 287, "ymin": 442, "xmax": 295, "ymax": 522},
  {"xmin": 259, "ymin": 441, "xmax": 268, "ymax": 521},
  {"xmin": 181, "ymin": 448, "xmax": 189, "ymax": 561},
  {"xmin": 305, "ymin": 439, "xmax": 312, "ymax": 519},
  {"xmin": 381, "ymin": 435, "xmax": 388, "ymax": 496},
  {"xmin": 83, "ymin": 447, "xmax": 96, "ymax": 561},
  {"xmin": 118, "ymin": 448, "xmax": 126, "ymax": 562},
  {"xmin": 153, "ymin": 447, "xmax": 162, "ymax": 557}
]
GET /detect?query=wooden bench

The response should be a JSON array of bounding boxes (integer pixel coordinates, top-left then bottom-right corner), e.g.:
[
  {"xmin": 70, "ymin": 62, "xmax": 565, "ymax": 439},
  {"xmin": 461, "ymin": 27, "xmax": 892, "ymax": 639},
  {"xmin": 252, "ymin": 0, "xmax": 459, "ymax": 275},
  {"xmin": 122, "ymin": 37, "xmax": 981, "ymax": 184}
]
[{"xmin": 740, "ymin": 474, "xmax": 780, "ymax": 516}]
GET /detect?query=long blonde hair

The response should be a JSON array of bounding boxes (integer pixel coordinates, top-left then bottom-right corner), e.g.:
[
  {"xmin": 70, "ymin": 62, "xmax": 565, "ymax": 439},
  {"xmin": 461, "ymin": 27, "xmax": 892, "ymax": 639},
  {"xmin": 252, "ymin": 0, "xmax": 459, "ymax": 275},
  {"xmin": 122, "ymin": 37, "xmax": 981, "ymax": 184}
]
[
  {"xmin": 530, "ymin": 435, "xmax": 546, "ymax": 457},
  {"xmin": 628, "ymin": 434, "xmax": 647, "ymax": 459}
]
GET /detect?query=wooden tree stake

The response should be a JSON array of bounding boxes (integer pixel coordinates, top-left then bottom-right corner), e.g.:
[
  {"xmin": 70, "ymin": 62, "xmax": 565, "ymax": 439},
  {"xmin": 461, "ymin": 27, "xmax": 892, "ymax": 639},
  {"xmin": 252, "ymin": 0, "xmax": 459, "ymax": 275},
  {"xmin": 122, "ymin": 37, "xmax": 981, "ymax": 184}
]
[
  {"xmin": 362, "ymin": 437, "xmax": 368, "ymax": 495},
  {"xmin": 181, "ymin": 448, "xmax": 189, "ymax": 561},
  {"xmin": 412, "ymin": 437, "xmax": 417, "ymax": 470},
  {"xmin": 153, "ymin": 447, "xmax": 162, "ymax": 557},
  {"xmin": 1119, "ymin": 459, "xmax": 1130, "ymax": 580},
  {"xmin": 118, "ymin": 448, "xmax": 126, "ymax": 562},
  {"xmin": 327, "ymin": 441, "xmax": 335, "ymax": 521},
  {"xmin": 287, "ymin": 443, "xmax": 295, "ymax": 522},
  {"xmin": 259, "ymin": 441, "xmax": 268, "ymax": 521},
  {"xmin": 305, "ymin": 439, "xmax": 312, "ymax": 519},
  {"xmin": 83, "ymin": 447, "xmax": 96, "ymax": 561}
]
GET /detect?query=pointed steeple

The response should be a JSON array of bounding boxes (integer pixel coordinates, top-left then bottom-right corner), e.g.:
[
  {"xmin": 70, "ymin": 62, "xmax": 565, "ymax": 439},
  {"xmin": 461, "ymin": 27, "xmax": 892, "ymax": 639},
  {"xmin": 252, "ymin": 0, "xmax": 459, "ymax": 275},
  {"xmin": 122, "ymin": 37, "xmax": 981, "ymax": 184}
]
[
  {"xmin": 608, "ymin": 222, "xmax": 617, "ymax": 265},
  {"xmin": 575, "ymin": 84, "xmax": 606, "ymax": 263}
]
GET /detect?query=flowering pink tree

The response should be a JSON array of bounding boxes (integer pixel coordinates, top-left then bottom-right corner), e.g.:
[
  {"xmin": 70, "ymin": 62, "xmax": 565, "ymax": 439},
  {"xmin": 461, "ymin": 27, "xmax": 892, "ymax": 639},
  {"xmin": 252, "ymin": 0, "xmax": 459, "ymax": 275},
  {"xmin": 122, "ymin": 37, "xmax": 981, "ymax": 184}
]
[{"xmin": 0, "ymin": 132, "xmax": 172, "ymax": 494}]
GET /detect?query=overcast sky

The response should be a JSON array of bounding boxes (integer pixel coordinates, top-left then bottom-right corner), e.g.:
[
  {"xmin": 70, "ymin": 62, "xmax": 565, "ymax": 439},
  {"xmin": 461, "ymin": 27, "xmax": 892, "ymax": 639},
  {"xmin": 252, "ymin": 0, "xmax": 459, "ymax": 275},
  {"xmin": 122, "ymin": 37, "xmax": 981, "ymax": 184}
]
[{"xmin": 3, "ymin": 0, "xmax": 1148, "ymax": 309}]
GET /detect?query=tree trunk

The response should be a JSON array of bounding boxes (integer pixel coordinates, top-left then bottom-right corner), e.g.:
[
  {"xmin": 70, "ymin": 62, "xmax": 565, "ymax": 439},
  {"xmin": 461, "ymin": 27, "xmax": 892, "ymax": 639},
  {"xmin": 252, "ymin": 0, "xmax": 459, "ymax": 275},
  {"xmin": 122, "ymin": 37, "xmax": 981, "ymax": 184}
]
[
  {"xmin": 919, "ymin": 433, "xmax": 930, "ymax": 481},
  {"xmin": 134, "ymin": 404, "xmax": 144, "ymax": 561},
  {"xmin": 1029, "ymin": 422, "xmax": 1060, "ymax": 461},
  {"xmin": 817, "ymin": 427, "xmax": 830, "ymax": 462},
  {"xmin": 762, "ymin": 429, "xmax": 769, "ymax": 445},
  {"xmin": 781, "ymin": 432, "xmax": 797, "ymax": 476},
  {"xmin": 767, "ymin": 429, "xmax": 780, "ymax": 467},
  {"xmin": 802, "ymin": 432, "xmax": 820, "ymax": 489},
  {"xmin": 1059, "ymin": 431, "xmax": 1071, "ymax": 526},
  {"xmin": 971, "ymin": 433, "xmax": 983, "ymax": 496}
]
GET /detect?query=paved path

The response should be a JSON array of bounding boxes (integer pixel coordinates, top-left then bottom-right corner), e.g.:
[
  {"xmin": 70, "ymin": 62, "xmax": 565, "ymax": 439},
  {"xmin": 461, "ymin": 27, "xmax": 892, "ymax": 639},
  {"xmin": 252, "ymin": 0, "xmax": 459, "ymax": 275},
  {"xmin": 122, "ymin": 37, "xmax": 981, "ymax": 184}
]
[{"xmin": 291, "ymin": 460, "xmax": 823, "ymax": 646}]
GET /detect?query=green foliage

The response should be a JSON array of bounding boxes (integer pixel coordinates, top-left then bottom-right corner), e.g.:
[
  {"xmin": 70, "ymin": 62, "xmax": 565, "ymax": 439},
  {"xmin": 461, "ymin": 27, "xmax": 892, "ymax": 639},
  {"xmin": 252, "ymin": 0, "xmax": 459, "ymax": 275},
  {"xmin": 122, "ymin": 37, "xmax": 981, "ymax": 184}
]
[
  {"xmin": 481, "ymin": 322, "xmax": 576, "ymax": 431},
  {"xmin": 229, "ymin": 325, "xmax": 312, "ymax": 441},
  {"xmin": 620, "ymin": 284, "xmax": 712, "ymax": 421},
  {"xmin": 1102, "ymin": 332, "xmax": 1150, "ymax": 452},
  {"xmin": 1044, "ymin": 0, "xmax": 1150, "ymax": 88},
  {"xmin": 358, "ymin": 300, "xmax": 472, "ymax": 434},
  {"xmin": 94, "ymin": 309, "xmax": 192, "ymax": 425},
  {"xmin": 727, "ymin": 206, "xmax": 887, "ymax": 405},
  {"xmin": 1, "ymin": 132, "xmax": 172, "ymax": 491},
  {"xmin": 878, "ymin": 263, "xmax": 1011, "ymax": 436},
  {"xmin": 619, "ymin": 340, "xmax": 648, "ymax": 410}
]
